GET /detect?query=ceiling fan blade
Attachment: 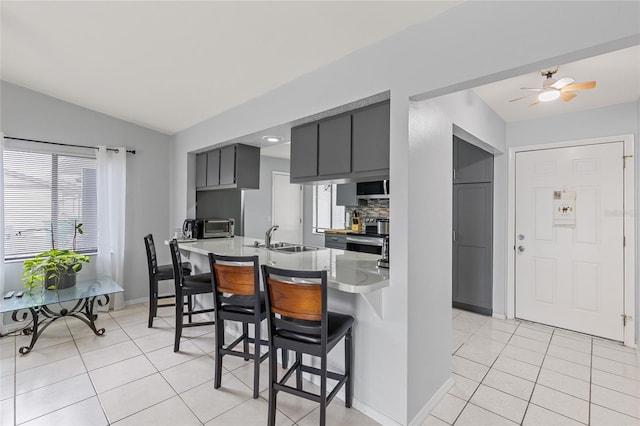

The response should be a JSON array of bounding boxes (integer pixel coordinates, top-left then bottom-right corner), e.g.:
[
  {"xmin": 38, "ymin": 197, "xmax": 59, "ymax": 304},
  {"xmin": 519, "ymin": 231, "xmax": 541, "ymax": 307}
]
[
  {"xmin": 561, "ymin": 81, "xmax": 596, "ymax": 91},
  {"xmin": 509, "ymin": 93, "xmax": 536, "ymax": 102},
  {"xmin": 551, "ymin": 76, "xmax": 575, "ymax": 89},
  {"xmin": 560, "ymin": 92, "xmax": 577, "ymax": 102},
  {"xmin": 519, "ymin": 87, "xmax": 543, "ymax": 91},
  {"xmin": 529, "ymin": 99, "xmax": 540, "ymax": 107}
]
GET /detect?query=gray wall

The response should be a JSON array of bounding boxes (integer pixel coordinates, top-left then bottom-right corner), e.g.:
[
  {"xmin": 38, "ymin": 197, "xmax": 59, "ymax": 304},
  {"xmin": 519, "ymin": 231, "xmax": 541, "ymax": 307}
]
[
  {"xmin": 196, "ymin": 189, "xmax": 244, "ymax": 236},
  {"xmin": 1, "ymin": 81, "xmax": 172, "ymax": 303},
  {"xmin": 244, "ymin": 155, "xmax": 289, "ymax": 240},
  {"xmin": 168, "ymin": 2, "xmax": 640, "ymax": 423},
  {"xmin": 408, "ymin": 89, "xmax": 507, "ymax": 418}
]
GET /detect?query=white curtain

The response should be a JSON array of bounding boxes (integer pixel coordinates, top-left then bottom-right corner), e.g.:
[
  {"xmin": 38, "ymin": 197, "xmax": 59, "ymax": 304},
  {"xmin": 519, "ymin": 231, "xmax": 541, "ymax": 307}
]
[
  {"xmin": 96, "ymin": 146, "xmax": 127, "ymax": 310},
  {"xmin": 0, "ymin": 134, "xmax": 5, "ymax": 298}
]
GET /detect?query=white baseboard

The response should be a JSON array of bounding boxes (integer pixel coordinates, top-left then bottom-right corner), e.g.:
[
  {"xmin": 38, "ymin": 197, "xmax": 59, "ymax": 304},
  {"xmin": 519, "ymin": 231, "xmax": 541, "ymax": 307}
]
[
  {"xmin": 409, "ymin": 376, "xmax": 455, "ymax": 426},
  {"xmin": 125, "ymin": 296, "xmax": 148, "ymax": 306},
  {"xmin": 492, "ymin": 313, "xmax": 506, "ymax": 320},
  {"xmin": 303, "ymin": 372, "xmax": 401, "ymax": 426},
  {"xmin": 1, "ymin": 321, "xmax": 25, "ymax": 336}
]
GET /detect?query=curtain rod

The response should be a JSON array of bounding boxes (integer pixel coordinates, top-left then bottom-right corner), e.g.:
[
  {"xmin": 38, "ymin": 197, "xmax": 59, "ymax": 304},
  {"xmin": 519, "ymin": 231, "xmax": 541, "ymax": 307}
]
[{"xmin": 4, "ymin": 136, "xmax": 136, "ymax": 154}]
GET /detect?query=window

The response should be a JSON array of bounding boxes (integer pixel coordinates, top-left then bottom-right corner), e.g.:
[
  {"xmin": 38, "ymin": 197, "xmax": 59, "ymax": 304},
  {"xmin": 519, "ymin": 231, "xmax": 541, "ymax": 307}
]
[
  {"xmin": 312, "ymin": 184, "xmax": 345, "ymax": 233},
  {"xmin": 3, "ymin": 149, "xmax": 97, "ymax": 259}
]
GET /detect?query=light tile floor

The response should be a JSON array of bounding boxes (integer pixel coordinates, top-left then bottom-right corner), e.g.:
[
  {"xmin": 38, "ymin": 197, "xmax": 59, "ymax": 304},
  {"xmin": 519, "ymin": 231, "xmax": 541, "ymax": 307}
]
[
  {"xmin": 424, "ymin": 309, "xmax": 640, "ymax": 426},
  {"xmin": 1, "ymin": 304, "xmax": 639, "ymax": 425},
  {"xmin": 0, "ymin": 302, "xmax": 374, "ymax": 426}
]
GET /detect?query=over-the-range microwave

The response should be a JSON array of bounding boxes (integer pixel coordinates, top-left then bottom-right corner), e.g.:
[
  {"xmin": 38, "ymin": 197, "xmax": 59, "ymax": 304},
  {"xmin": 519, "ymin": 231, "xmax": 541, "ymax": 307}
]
[{"xmin": 198, "ymin": 218, "xmax": 235, "ymax": 238}]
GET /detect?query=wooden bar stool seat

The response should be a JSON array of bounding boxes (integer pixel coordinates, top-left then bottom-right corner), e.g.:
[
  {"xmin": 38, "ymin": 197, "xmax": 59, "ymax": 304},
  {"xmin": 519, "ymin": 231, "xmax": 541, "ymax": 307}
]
[
  {"xmin": 261, "ymin": 265, "xmax": 354, "ymax": 426},
  {"xmin": 209, "ymin": 253, "xmax": 268, "ymax": 399}
]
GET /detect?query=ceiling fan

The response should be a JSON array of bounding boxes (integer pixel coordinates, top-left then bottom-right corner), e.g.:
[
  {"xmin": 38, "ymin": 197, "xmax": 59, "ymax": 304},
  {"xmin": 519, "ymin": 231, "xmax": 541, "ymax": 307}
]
[{"xmin": 509, "ymin": 67, "xmax": 596, "ymax": 106}]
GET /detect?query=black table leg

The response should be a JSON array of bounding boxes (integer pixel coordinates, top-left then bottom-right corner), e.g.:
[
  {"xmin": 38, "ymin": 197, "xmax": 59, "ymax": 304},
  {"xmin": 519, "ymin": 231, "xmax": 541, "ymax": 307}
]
[{"xmin": 11, "ymin": 294, "xmax": 111, "ymax": 354}]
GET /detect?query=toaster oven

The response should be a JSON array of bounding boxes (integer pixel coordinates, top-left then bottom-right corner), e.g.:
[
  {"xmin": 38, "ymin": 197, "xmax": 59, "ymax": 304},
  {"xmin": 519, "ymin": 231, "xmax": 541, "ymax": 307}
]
[{"xmin": 200, "ymin": 218, "xmax": 235, "ymax": 238}]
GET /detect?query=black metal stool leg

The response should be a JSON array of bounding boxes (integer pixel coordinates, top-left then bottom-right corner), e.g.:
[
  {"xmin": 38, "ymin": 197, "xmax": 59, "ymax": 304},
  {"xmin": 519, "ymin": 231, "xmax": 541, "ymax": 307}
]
[
  {"xmin": 174, "ymin": 292, "xmax": 183, "ymax": 352},
  {"xmin": 345, "ymin": 328, "xmax": 353, "ymax": 407}
]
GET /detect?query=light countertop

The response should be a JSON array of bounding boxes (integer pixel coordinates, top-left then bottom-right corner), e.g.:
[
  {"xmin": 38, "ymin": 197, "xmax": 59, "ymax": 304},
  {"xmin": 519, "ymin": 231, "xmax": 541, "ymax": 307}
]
[{"xmin": 172, "ymin": 236, "xmax": 389, "ymax": 294}]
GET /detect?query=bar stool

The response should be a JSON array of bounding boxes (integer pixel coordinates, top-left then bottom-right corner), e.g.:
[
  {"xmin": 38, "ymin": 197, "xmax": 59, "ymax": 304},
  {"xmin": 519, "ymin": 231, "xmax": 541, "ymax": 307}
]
[
  {"xmin": 169, "ymin": 239, "xmax": 215, "ymax": 352},
  {"xmin": 261, "ymin": 265, "xmax": 354, "ymax": 426},
  {"xmin": 209, "ymin": 253, "xmax": 270, "ymax": 398},
  {"xmin": 144, "ymin": 234, "xmax": 193, "ymax": 328}
]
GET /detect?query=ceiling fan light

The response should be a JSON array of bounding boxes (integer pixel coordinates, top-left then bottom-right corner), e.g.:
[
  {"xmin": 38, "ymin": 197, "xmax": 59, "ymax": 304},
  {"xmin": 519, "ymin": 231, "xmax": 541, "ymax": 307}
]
[{"xmin": 538, "ymin": 90, "xmax": 560, "ymax": 102}]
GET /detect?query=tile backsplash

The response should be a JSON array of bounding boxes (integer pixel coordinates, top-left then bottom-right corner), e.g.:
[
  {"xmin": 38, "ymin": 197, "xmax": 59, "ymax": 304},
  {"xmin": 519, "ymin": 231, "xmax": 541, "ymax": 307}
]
[{"xmin": 345, "ymin": 199, "xmax": 389, "ymax": 218}]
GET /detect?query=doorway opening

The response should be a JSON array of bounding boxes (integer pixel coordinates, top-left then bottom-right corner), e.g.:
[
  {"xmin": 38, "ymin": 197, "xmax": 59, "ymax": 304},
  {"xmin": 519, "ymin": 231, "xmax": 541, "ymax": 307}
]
[{"xmin": 271, "ymin": 171, "xmax": 303, "ymax": 244}]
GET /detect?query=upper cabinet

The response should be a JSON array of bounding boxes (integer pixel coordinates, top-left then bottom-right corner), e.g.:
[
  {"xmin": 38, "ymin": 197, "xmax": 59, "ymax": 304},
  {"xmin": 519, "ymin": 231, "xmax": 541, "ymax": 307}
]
[
  {"xmin": 290, "ymin": 123, "xmax": 318, "ymax": 179},
  {"xmin": 195, "ymin": 143, "xmax": 260, "ymax": 191},
  {"xmin": 206, "ymin": 149, "xmax": 221, "ymax": 187},
  {"xmin": 290, "ymin": 100, "xmax": 390, "ymax": 184},
  {"xmin": 318, "ymin": 114, "xmax": 351, "ymax": 176},
  {"xmin": 352, "ymin": 101, "xmax": 390, "ymax": 173},
  {"xmin": 196, "ymin": 153, "xmax": 208, "ymax": 188},
  {"xmin": 452, "ymin": 136, "xmax": 493, "ymax": 184}
]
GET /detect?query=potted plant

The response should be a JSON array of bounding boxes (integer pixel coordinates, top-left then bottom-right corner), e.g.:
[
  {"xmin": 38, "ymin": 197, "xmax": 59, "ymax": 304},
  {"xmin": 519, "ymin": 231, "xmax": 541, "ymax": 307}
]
[{"xmin": 22, "ymin": 221, "xmax": 90, "ymax": 291}]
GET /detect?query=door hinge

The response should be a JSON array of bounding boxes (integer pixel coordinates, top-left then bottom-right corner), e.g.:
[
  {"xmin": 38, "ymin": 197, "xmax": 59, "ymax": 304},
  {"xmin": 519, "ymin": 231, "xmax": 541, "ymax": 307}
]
[
  {"xmin": 623, "ymin": 236, "xmax": 626, "ymax": 247},
  {"xmin": 622, "ymin": 314, "xmax": 632, "ymax": 326},
  {"xmin": 452, "ymin": 230, "xmax": 456, "ymax": 241},
  {"xmin": 453, "ymin": 169, "xmax": 456, "ymax": 181},
  {"xmin": 623, "ymin": 154, "xmax": 633, "ymax": 168}
]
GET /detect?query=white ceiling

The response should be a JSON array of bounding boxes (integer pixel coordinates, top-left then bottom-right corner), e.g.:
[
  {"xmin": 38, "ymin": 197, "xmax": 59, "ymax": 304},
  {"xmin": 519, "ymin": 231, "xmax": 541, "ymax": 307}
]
[
  {"xmin": 472, "ymin": 45, "xmax": 640, "ymax": 123},
  {"xmin": 3, "ymin": 2, "xmax": 637, "ymax": 141},
  {"xmin": 1, "ymin": 1, "xmax": 458, "ymax": 135}
]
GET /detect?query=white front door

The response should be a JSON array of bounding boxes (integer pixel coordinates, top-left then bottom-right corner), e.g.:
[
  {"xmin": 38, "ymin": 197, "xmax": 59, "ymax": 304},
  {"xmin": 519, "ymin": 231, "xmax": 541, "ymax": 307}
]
[
  {"xmin": 272, "ymin": 172, "xmax": 303, "ymax": 244},
  {"xmin": 515, "ymin": 142, "xmax": 624, "ymax": 340}
]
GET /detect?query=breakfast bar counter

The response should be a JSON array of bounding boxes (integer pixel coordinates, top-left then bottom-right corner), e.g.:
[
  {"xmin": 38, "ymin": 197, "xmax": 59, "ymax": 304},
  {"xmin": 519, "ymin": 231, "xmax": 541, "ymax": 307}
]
[{"xmin": 172, "ymin": 236, "xmax": 389, "ymax": 294}]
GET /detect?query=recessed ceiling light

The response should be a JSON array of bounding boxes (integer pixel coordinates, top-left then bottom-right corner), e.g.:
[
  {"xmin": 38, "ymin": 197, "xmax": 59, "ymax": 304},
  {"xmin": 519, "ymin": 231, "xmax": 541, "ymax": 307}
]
[{"xmin": 262, "ymin": 136, "xmax": 282, "ymax": 143}]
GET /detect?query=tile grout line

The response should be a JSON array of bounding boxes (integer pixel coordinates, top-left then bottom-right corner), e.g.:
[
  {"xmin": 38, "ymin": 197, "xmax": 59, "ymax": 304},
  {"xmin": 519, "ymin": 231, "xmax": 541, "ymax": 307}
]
[
  {"xmin": 14, "ymin": 317, "xmax": 105, "ymax": 425},
  {"xmin": 75, "ymin": 311, "xmax": 115, "ymax": 425},
  {"xmin": 528, "ymin": 328, "xmax": 597, "ymax": 425},
  {"xmin": 448, "ymin": 318, "xmax": 524, "ymax": 425},
  {"xmin": 588, "ymin": 337, "xmax": 593, "ymax": 425},
  {"xmin": 517, "ymin": 323, "xmax": 553, "ymax": 425}
]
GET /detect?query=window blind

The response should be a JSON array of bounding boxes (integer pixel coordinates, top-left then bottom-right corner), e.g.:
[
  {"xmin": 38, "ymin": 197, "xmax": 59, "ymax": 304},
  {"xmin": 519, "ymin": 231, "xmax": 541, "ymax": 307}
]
[{"xmin": 3, "ymin": 148, "xmax": 98, "ymax": 259}]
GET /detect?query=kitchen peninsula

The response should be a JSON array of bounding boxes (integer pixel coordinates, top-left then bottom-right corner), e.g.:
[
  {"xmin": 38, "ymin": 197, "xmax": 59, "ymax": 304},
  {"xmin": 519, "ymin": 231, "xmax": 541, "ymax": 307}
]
[{"xmin": 174, "ymin": 236, "xmax": 389, "ymax": 294}]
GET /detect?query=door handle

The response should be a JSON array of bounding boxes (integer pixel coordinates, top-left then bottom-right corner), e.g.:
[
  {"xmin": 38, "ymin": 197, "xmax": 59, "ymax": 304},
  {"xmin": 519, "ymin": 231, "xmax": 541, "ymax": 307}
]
[{"xmin": 517, "ymin": 246, "xmax": 525, "ymax": 253}]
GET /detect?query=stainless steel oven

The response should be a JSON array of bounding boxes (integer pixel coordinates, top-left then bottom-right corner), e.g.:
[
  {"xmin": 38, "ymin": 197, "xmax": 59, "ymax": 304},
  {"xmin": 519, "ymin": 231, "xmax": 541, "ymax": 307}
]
[{"xmin": 345, "ymin": 235, "xmax": 384, "ymax": 255}]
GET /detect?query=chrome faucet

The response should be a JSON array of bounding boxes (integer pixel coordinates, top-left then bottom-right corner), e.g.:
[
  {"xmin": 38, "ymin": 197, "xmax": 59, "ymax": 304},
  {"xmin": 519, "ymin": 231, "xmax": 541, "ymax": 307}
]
[{"xmin": 265, "ymin": 225, "xmax": 279, "ymax": 248}]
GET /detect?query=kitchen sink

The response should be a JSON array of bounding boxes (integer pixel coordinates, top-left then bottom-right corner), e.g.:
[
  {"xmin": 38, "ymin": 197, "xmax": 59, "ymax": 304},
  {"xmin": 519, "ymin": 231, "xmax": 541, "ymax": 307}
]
[
  {"xmin": 272, "ymin": 245, "xmax": 320, "ymax": 253},
  {"xmin": 268, "ymin": 242, "xmax": 323, "ymax": 253},
  {"xmin": 245, "ymin": 241, "xmax": 323, "ymax": 253}
]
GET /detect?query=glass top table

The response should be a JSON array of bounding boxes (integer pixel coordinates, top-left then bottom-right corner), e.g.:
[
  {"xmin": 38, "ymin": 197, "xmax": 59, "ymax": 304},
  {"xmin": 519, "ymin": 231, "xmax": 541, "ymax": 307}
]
[{"xmin": 1, "ymin": 277, "xmax": 124, "ymax": 354}]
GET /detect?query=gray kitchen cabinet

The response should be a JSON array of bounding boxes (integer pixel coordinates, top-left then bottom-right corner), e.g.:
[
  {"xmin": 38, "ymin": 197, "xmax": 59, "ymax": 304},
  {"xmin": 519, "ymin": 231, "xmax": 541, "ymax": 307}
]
[
  {"xmin": 453, "ymin": 135, "xmax": 493, "ymax": 184},
  {"xmin": 318, "ymin": 114, "xmax": 351, "ymax": 176},
  {"xmin": 290, "ymin": 100, "xmax": 390, "ymax": 184},
  {"xmin": 336, "ymin": 183, "xmax": 357, "ymax": 206},
  {"xmin": 219, "ymin": 145, "xmax": 236, "ymax": 185},
  {"xmin": 196, "ymin": 153, "xmax": 208, "ymax": 188},
  {"xmin": 352, "ymin": 101, "xmax": 390, "ymax": 173},
  {"xmin": 196, "ymin": 143, "xmax": 260, "ymax": 191},
  {"xmin": 206, "ymin": 149, "xmax": 220, "ymax": 187},
  {"xmin": 290, "ymin": 123, "xmax": 318, "ymax": 179},
  {"xmin": 324, "ymin": 233, "xmax": 347, "ymax": 250}
]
